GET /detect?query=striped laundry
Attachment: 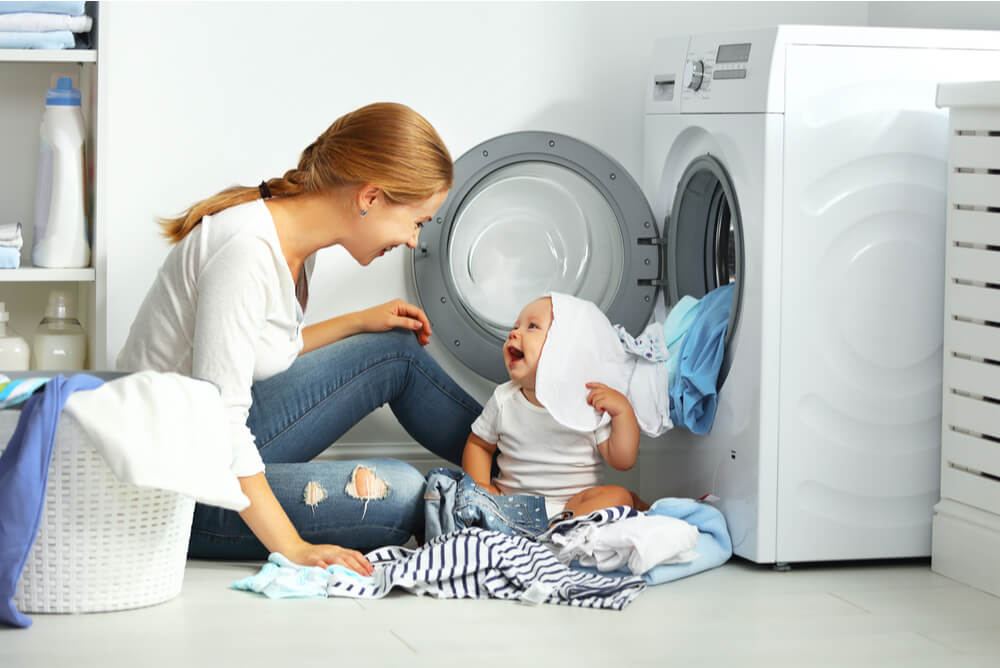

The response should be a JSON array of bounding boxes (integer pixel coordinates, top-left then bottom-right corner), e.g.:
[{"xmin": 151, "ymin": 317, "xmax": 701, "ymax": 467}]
[
  {"xmin": 0, "ymin": 377, "xmax": 51, "ymax": 410},
  {"xmin": 329, "ymin": 527, "xmax": 646, "ymax": 610}
]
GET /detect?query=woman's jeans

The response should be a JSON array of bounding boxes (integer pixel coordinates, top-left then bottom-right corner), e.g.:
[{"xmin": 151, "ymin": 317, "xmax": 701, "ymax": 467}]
[{"xmin": 188, "ymin": 329, "xmax": 482, "ymax": 559}]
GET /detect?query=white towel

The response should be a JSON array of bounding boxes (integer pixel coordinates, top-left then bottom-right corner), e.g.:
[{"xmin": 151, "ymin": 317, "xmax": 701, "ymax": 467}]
[
  {"xmin": 0, "ymin": 222, "xmax": 23, "ymax": 248},
  {"xmin": 0, "ymin": 12, "xmax": 92, "ymax": 32},
  {"xmin": 535, "ymin": 292, "xmax": 672, "ymax": 437},
  {"xmin": 535, "ymin": 292, "xmax": 631, "ymax": 432},
  {"xmin": 63, "ymin": 371, "xmax": 250, "ymax": 511}
]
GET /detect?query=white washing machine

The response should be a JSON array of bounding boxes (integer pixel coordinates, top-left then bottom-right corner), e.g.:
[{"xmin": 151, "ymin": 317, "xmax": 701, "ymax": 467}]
[
  {"xmin": 640, "ymin": 26, "xmax": 1000, "ymax": 565},
  {"xmin": 411, "ymin": 25, "xmax": 1000, "ymax": 565}
]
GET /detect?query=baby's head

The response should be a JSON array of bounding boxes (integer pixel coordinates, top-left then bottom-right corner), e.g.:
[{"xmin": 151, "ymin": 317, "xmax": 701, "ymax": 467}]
[{"xmin": 503, "ymin": 296, "xmax": 553, "ymax": 389}]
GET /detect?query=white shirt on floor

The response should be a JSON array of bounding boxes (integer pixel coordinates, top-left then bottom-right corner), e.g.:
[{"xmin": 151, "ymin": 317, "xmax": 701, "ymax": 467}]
[
  {"xmin": 471, "ymin": 381, "xmax": 611, "ymax": 518},
  {"xmin": 116, "ymin": 200, "xmax": 315, "ymax": 477}
]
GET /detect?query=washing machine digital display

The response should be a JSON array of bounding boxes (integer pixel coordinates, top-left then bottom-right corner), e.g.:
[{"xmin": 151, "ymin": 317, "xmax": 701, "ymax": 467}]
[{"xmin": 716, "ymin": 42, "xmax": 751, "ymax": 64}]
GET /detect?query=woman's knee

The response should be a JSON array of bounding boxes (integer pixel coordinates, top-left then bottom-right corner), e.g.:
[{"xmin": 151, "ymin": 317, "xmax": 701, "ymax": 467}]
[{"xmin": 344, "ymin": 459, "xmax": 425, "ymax": 502}]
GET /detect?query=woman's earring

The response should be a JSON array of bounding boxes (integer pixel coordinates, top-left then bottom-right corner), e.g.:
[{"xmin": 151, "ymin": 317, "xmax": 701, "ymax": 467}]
[{"xmin": 361, "ymin": 209, "xmax": 367, "ymax": 217}]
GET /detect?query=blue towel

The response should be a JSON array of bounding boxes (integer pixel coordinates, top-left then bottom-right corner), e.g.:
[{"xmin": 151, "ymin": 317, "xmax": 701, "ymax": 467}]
[
  {"xmin": 0, "ymin": 2, "xmax": 85, "ymax": 15},
  {"xmin": 641, "ymin": 497, "xmax": 732, "ymax": 584},
  {"xmin": 669, "ymin": 283, "xmax": 734, "ymax": 434},
  {"xmin": 0, "ymin": 374, "xmax": 103, "ymax": 628},
  {"xmin": 0, "ymin": 30, "xmax": 74, "ymax": 49},
  {"xmin": 0, "ymin": 247, "xmax": 20, "ymax": 269}
]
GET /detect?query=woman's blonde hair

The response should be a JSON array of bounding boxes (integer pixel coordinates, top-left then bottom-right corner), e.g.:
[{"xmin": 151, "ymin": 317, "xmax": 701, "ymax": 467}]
[{"xmin": 159, "ymin": 102, "xmax": 453, "ymax": 244}]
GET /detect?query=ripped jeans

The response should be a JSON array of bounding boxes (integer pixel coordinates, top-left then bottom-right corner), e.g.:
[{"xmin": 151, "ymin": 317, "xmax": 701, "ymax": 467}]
[{"xmin": 188, "ymin": 330, "xmax": 482, "ymax": 560}]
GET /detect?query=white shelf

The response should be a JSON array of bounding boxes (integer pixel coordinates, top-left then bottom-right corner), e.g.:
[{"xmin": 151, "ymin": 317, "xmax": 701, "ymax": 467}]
[
  {"xmin": 0, "ymin": 266, "xmax": 95, "ymax": 282},
  {"xmin": 0, "ymin": 49, "xmax": 96, "ymax": 63}
]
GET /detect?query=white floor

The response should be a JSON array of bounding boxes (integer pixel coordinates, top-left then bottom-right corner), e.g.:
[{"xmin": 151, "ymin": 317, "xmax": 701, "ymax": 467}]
[{"xmin": 3, "ymin": 557, "xmax": 999, "ymax": 667}]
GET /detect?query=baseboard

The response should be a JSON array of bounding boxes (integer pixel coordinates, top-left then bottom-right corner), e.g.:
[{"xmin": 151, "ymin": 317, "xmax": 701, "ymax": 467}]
[{"xmin": 932, "ymin": 499, "xmax": 1000, "ymax": 597}]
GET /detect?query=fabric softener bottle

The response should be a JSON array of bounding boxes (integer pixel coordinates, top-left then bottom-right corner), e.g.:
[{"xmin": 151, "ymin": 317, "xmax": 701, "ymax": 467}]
[{"xmin": 32, "ymin": 76, "xmax": 90, "ymax": 269}]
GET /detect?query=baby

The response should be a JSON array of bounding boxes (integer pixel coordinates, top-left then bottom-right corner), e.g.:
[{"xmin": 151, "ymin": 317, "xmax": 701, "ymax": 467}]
[{"xmin": 462, "ymin": 295, "xmax": 647, "ymax": 520}]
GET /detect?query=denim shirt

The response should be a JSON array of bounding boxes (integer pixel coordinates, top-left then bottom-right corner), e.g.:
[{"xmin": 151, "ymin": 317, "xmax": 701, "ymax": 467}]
[{"xmin": 424, "ymin": 468, "xmax": 550, "ymax": 541}]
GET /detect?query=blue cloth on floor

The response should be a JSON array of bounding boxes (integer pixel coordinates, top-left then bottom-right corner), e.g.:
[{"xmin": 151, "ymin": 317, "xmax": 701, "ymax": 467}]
[
  {"xmin": 669, "ymin": 284, "xmax": 734, "ymax": 434},
  {"xmin": 0, "ymin": 374, "xmax": 103, "ymax": 628},
  {"xmin": 0, "ymin": 2, "xmax": 86, "ymax": 15},
  {"xmin": 642, "ymin": 497, "xmax": 732, "ymax": 584},
  {"xmin": 424, "ymin": 467, "xmax": 550, "ymax": 541},
  {"xmin": 0, "ymin": 30, "xmax": 74, "ymax": 49},
  {"xmin": 232, "ymin": 553, "xmax": 368, "ymax": 599},
  {"xmin": 0, "ymin": 247, "xmax": 21, "ymax": 269}
]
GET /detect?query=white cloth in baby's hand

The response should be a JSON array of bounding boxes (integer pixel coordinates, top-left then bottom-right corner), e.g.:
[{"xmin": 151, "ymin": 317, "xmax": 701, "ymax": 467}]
[{"xmin": 535, "ymin": 292, "xmax": 631, "ymax": 432}]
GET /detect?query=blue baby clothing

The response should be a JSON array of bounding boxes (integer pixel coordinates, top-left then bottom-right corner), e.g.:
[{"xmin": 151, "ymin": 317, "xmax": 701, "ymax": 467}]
[
  {"xmin": 0, "ymin": 246, "xmax": 21, "ymax": 269},
  {"xmin": 232, "ymin": 552, "xmax": 370, "ymax": 599},
  {"xmin": 0, "ymin": 2, "xmax": 86, "ymax": 14},
  {"xmin": 0, "ymin": 374, "xmax": 103, "ymax": 628},
  {"xmin": 0, "ymin": 30, "xmax": 74, "ymax": 49},
  {"xmin": 424, "ymin": 467, "xmax": 549, "ymax": 541},
  {"xmin": 668, "ymin": 284, "xmax": 734, "ymax": 434}
]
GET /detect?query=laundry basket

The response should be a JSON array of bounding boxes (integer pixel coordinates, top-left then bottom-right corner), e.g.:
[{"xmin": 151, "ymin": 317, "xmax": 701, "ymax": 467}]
[{"xmin": 1, "ymin": 404, "xmax": 196, "ymax": 614}]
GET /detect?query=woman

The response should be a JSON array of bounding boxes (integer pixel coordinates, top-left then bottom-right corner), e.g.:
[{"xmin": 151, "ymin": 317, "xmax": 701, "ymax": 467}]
[{"xmin": 117, "ymin": 102, "xmax": 482, "ymax": 575}]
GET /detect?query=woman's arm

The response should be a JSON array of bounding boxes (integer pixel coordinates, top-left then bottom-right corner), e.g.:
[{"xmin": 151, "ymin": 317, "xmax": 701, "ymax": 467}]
[
  {"xmin": 587, "ymin": 382, "xmax": 640, "ymax": 471},
  {"xmin": 300, "ymin": 298, "xmax": 432, "ymax": 355},
  {"xmin": 462, "ymin": 433, "xmax": 501, "ymax": 494},
  {"xmin": 238, "ymin": 472, "xmax": 373, "ymax": 574}
]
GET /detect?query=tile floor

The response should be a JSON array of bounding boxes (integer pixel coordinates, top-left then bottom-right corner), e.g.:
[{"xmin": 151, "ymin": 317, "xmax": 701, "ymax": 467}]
[{"xmin": 2, "ymin": 556, "xmax": 999, "ymax": 667}]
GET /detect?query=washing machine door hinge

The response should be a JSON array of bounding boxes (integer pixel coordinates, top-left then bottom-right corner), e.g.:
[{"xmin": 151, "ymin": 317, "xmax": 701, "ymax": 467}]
[{"xmin": 637, "ymin": 219, "xmax": 668, "ymax": 288}]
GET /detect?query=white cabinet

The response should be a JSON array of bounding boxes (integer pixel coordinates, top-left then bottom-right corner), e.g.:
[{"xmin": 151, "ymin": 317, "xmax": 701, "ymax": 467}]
[
  {"xmin": 0, "ymin": 41, "xmax": 104, "ymax": 369},
  {"xmin": 932, "ymin": 80, "xmax": 1000, "ymax": 597}
]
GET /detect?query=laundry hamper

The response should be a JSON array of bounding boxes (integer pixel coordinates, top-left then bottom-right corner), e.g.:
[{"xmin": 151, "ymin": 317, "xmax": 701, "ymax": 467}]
[{"xmin": 1, "ymin": 402, "xmax": 196, "ymax": 614}]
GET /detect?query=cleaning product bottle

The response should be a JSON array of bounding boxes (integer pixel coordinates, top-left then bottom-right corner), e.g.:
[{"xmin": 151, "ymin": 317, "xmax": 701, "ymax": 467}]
[
  {"xmin": 32, "ymin": 290, "xmax": 87, "ymax": 370},
  {"xmin": 0, "ymin": 302, "xmax": 30, "ymax": 371},
  {"xmin": 32, "ymin": 76, "xmax": 90, "ymax": 269}
]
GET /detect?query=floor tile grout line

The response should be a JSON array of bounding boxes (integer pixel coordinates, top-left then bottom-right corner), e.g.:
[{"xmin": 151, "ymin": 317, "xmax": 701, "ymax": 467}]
[
  {"xmin": 915, "ymin": 630, "xmax": 966, "ymax": 654},
  {"xmin": 826, "ymin": 591, "xmax": 871, "ymax": 613},
  {"xmin": 390, "ymin": 629, "xmax": 418, "ymax": 654}
]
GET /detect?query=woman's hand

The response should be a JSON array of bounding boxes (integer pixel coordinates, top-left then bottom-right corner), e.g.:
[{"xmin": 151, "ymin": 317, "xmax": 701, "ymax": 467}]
[
  {"xmin": 285, "ymin": 540, "xmax": 374, "ymax": 576},
  {"xmin": 355, "ymin": 298, "xmax": 432, "ymax": 345}
]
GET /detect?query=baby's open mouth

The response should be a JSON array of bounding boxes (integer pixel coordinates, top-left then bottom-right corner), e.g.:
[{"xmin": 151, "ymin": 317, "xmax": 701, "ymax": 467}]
[{"xmin": 507, "ymin": 345, "xmax": 524, "ymax": 361}]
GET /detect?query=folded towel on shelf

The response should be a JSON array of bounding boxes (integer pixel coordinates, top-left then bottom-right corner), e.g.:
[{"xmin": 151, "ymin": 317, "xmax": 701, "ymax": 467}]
[
  {"xmin": 0, "ymin": 223, "xmax": 23, "ymax": 248},
  {"xmin": 0, "ymin": 30, "xmax": 74, "ymax": 49},
  {"xmin": 0, "ymin": 2, "xmax": 85, "ymax": 16},
  {"xmin": 0, "ymin": 247, "xmax": 21, "ymax": 270},
  {"xmin": 0, "ymin": 12, "xmax": 92, "ymax": 32}
]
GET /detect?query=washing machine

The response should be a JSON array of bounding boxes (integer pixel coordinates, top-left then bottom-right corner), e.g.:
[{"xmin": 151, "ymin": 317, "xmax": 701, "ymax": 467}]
[
  {"xmin": 412, "ymin": 25, "xmax": 1000, "ymax": 565},
  {"xmin": 640, "ymin": 26, "xmax": 1000, "ymax": 565}
]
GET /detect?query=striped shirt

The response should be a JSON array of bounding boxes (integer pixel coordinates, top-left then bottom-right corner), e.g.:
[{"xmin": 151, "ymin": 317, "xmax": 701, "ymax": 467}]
[{"xmin": 328, "ymin": 527, "xmax": 645, "ymax": 610}]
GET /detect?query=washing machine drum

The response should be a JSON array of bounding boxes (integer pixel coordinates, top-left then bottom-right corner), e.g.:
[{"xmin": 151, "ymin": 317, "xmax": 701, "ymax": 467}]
[{"xmin": 412, "ymin": 131, "xmax": 661, "ymax": 383}]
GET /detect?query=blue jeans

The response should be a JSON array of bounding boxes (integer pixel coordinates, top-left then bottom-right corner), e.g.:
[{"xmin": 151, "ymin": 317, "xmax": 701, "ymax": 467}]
[
  {"xmin": 188, "ymin": 329, "xmax": 482, "ymax": 559},
  {"xmin": 424, "ymin": 468, "xmax": 550, "ymax": 541}
]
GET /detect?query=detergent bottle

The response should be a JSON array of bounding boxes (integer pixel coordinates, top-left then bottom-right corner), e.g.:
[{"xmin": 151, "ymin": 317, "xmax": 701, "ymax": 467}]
[
  {"xmin": 32, "ymin": 76, "xmax": 90, "ymax": 268},
  {"xmin": 0, "ymin": 302, "xmax": 30, "ymax": 371}
]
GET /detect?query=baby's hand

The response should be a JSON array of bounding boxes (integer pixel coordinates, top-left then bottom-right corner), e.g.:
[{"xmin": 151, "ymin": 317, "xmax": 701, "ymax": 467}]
[{"xmin": 585, "ymin": 382, "xmax": 632, "ymax": 419}]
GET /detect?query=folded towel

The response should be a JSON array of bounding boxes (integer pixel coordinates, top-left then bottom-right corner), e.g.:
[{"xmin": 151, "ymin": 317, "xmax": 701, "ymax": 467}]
[
  {"xmin": 0, "ymin": 247, "xmax": 21, "ymax": 270},
  {"xmin": 0, "ymin": 12, "xmax": 91, "ymax": 32},
  {"xmin": 0, "ymin": 223, "xmax": 23, "ymax": 247},
  {"xmin": 0, "ymin": 30, "xmax": 74, "ymax": 49},
  {"xmin": 0, "ymin": 3, "xmax": 85, "ymax": 16}
]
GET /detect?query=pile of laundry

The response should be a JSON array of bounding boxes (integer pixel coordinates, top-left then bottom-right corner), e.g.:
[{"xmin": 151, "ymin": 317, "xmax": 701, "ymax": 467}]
[
  {"xmin": 0, "ymin": 223, "xmax": 23, "ymax": 270},
  {"xmin": 0, "ymin": 2, "xmax": 93, "ymax": 50},
  {"xmin": 233, "ymin": 469, "xmax": 732, "ymax": 611}
]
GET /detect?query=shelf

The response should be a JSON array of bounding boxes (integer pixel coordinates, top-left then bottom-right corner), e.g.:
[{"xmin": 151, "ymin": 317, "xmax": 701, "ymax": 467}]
[
  {"xmin": 0, "ymin": 266, "xmax": 95, "ymax": 282},
  {"xmin": 0, "ymin": 49, "xmax": 96, "ymax": 63}
]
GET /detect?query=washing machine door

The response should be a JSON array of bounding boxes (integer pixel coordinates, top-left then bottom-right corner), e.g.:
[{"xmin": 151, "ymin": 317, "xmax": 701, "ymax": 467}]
[
  {"xmin": 666, "ymin": 154, "xmax": 745, "ymax": 385},
  {"xmin": 412, "ymin": 131, "xmax": 661, "ymax": 383}
]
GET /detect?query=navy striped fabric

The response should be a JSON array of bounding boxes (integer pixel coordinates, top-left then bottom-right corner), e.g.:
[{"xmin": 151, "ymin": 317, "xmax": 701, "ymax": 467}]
[{"xmin": 328, "ymin": 527, "xmax": 646, "ymax": 610}]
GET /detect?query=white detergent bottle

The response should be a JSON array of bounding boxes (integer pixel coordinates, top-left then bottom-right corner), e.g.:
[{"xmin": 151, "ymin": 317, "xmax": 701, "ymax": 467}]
[
  {"xmin": 0, "ymin": 302, "xmax": 30, "ymax": 371},
  {"xmin": 32, "ymin": 290, "xmax": 87, "ymax": 370},
  {"xmin": 32, "ymin": 76, "xmax": 90, "ymax": 269}
]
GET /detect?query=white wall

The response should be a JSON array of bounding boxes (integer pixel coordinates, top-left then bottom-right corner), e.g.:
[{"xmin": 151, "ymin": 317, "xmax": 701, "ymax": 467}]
[
  {"xmin": 100, "ymin": 2, "xmax": 868, "ymax": 453},
  {"xmin": 869, "ymin": 1, "xmax": 1000, "ymax": 29}
]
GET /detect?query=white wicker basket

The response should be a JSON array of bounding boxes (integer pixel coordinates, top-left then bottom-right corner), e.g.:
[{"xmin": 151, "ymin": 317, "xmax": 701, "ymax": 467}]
[{"xmin": 1, "ymin": 409, "xmax": 195, "ymax": 614}]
